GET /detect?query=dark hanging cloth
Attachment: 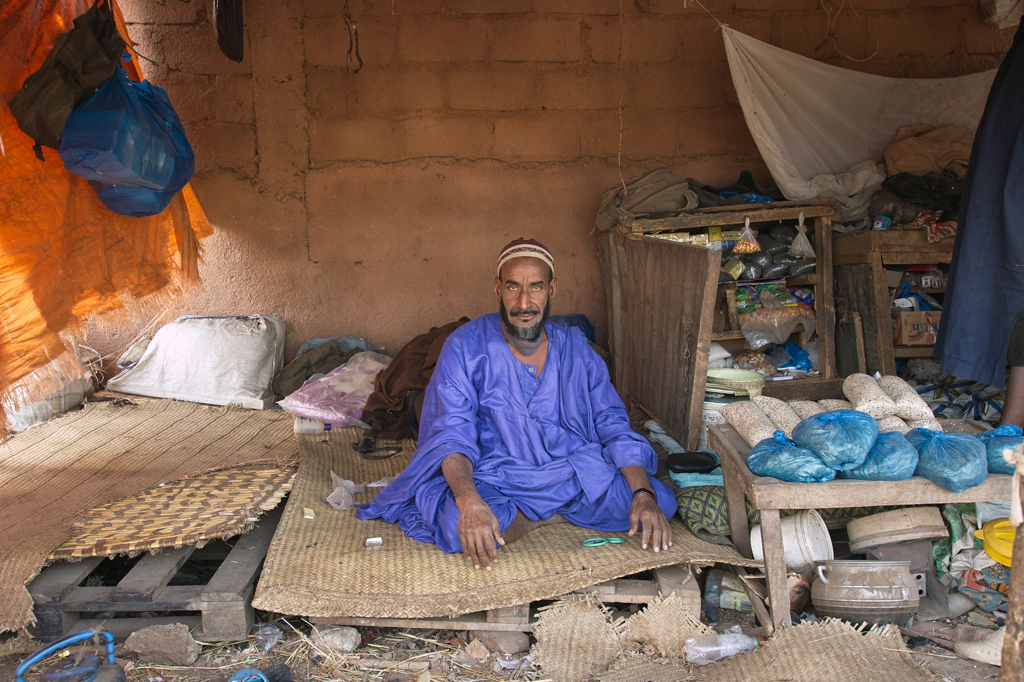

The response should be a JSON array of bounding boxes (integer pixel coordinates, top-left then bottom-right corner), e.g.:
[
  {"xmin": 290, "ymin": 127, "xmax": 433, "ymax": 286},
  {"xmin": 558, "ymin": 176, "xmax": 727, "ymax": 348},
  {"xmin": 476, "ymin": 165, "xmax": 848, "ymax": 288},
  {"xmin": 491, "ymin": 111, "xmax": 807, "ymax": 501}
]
[
  {"xmin": 360, "ymin": 318, "xmax": 470, "ymax": 440},
  {"xmin": 935, "ymin": 22, "xmax": 1024, "ymax": 387}
]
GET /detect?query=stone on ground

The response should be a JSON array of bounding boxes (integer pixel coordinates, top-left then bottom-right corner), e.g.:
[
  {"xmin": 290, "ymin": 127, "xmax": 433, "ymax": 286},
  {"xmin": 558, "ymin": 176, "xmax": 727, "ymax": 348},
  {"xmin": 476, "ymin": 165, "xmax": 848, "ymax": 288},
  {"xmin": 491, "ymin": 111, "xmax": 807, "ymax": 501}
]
[
  {"xmin": 311, "ymin": 626, "xmax": 361, "ymax": 653},
  {"xmin": 465, "ymin": 638, "xmax": 489, "ymax": 659},
  {"xmin": 468, "ymin": 630, "xmax": 530, "ymax": 655},
  {"xmin": 123, "ymin": 623, "xmax": 201, "ymax": 666}
]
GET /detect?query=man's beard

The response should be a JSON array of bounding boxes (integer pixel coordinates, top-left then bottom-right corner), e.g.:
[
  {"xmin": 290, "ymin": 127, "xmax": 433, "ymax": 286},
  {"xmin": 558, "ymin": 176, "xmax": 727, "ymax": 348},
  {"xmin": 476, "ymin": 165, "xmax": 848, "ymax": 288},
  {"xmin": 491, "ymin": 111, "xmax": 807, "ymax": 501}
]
[{"xmin": 500, "ymin": 299, "xmax": 551, "ymax": 342}]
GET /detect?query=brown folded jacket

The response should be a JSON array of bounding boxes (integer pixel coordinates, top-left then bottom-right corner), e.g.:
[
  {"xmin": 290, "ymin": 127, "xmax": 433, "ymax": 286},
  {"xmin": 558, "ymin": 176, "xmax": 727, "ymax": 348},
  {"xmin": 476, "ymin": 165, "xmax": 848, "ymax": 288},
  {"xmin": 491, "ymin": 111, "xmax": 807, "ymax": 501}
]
[{"xmin": 361, "ymin": 318, "xmax": 470, "ymax": 440}]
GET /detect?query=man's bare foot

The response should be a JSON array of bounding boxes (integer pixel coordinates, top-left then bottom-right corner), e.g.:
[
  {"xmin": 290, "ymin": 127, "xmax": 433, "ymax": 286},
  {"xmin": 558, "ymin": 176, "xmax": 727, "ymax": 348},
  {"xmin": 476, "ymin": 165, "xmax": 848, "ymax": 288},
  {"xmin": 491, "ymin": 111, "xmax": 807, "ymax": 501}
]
[{"xmin": 502, "ymin": 511, "xmax": 566, "ymax": 544}]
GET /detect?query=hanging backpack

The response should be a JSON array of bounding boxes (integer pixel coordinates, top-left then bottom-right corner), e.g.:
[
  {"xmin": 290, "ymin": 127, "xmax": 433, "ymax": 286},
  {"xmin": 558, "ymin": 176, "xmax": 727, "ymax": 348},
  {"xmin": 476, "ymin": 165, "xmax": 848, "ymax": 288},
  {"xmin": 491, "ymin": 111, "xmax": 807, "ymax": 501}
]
[{"xmin": 8, "ymin": 0, "xmax": 126, "ymax": 159}]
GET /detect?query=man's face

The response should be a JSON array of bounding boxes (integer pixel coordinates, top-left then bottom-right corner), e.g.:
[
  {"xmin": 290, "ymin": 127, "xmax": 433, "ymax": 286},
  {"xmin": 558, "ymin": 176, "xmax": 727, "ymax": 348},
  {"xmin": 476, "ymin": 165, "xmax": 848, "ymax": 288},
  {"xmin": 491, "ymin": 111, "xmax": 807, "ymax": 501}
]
[{"xmin": 494, "ymin": 257, "xmax": 557, "ymax": 342}]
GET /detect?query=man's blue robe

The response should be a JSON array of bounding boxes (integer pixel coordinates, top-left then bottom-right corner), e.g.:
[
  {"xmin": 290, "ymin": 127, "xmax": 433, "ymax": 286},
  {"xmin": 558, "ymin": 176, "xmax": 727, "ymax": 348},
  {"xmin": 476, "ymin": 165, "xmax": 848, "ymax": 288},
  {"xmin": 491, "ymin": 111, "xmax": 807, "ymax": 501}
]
[{"xmin": 357, "ymin": 314, "xmax": 678, "ymax": 553}]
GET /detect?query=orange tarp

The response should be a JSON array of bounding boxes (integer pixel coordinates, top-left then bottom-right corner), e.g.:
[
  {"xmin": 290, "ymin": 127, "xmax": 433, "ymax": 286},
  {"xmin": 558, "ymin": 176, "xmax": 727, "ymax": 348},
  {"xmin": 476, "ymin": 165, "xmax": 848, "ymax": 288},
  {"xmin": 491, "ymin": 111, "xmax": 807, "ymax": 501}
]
[{"xmin": 0, "ymin": 0, "xmax": 211, "ymax": 432}]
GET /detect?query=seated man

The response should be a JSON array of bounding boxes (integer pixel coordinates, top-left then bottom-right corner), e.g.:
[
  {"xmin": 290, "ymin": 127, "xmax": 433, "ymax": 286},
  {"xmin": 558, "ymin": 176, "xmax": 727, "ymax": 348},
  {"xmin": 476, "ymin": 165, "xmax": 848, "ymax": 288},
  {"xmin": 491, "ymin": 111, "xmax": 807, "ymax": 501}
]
[{"xmin": 357, "ymin": 239, "xmax": 678, "ymax": 569}]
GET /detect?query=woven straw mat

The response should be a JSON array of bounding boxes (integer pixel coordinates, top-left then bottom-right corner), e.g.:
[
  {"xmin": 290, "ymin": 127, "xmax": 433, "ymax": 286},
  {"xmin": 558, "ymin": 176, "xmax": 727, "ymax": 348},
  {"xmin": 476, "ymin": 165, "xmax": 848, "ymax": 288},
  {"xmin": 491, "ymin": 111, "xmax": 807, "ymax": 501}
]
[
  {"xmin": 50, "ymin": 466, "xmax": 297, "ymax": 560},
  {"xmin": 0, "ymin": 398, "xmax": 299, "ymax": 633},
  {"xmin": 253, "ymin": 428, "xmax": 759, "ymax": 619},
  {"xmin": 598, "ymin": 619, "xmax": 939, "ymax": 682}
]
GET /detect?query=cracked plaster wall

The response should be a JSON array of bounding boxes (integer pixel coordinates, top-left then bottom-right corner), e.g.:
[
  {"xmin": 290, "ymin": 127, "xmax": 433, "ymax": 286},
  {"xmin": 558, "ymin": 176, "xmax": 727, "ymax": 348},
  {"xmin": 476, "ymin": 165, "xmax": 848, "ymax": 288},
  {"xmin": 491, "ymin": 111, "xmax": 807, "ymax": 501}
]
[{"xmin": 108, "ymin": 0, "xmax": 1013, "ymax": 359}]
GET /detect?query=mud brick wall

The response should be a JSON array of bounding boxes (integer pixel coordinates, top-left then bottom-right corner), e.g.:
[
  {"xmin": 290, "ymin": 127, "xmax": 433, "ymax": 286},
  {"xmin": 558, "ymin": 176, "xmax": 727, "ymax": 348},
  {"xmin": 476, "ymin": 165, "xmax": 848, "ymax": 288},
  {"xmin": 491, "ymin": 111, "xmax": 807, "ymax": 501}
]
[{"xmin": 109, "ymin": 0, "xmax": 1014, "ymax": 357}]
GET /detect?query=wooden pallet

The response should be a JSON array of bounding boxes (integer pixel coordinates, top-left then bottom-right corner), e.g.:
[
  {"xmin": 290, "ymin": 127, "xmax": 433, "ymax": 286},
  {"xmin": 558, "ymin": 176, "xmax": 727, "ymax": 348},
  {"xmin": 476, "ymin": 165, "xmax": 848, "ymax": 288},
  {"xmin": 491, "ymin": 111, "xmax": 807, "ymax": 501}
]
[
  {"xmin": 27, "ymin": 508, "xmax": 280, "ymax": 643},
  {"xmin": 312, "ymin": 564, "xmax": 700, "ymax": 633}
]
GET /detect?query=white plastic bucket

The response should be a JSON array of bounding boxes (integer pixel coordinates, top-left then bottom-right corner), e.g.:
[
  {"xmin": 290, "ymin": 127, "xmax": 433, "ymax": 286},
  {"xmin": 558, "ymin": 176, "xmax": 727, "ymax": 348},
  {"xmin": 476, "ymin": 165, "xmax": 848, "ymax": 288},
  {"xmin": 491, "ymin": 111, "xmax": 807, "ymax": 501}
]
[
  {"xmin": 750, "ymin": 509, "xmax": 833, "ymax": 570},
  {"xmin": 700, "ymin": 394, "xmax": 738, "ymax": 451}
]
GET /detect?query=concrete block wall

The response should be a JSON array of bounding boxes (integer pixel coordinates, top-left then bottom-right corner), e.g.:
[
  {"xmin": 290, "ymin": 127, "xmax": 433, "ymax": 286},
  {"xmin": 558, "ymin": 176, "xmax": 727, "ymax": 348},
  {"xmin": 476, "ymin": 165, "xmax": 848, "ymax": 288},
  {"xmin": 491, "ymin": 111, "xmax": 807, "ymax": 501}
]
[{"xmin": 107, "ymin": 0, "xmax": 1014, "ymax": 359}]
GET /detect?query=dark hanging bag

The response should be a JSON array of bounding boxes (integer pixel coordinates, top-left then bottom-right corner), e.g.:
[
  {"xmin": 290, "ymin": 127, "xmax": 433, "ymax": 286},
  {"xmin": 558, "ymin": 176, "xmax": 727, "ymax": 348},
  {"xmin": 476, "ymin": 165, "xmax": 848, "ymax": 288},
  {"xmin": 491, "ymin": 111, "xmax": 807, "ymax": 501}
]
[{"xmin": 8, "ymin": 0, "xmax": 126, "ymax": 158}]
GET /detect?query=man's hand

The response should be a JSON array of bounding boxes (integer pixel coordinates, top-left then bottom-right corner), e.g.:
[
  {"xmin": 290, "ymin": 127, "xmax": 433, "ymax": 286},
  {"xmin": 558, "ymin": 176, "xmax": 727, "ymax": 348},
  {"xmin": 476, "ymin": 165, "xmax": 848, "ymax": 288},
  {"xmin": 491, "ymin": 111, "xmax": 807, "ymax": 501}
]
[
  {"xmin": 456, "ymin": 495, "xmax": 504, "ymax": 570},
  {"xmin": 628, "ymin": 493, "xmax": 673, "ymax": 552}
]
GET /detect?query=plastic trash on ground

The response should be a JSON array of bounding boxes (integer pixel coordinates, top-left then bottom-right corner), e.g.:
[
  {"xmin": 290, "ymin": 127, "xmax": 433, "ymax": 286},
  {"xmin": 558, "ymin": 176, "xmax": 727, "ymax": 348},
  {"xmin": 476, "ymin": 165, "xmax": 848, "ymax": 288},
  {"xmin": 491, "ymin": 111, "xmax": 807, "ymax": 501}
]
[
  {"xmin": 747, "ymin": 431, "xmax": 836, "ymax": 483},
  {"xmin": 838, "ymin": 431, "xmax": 919, "ymax": 481},
  {"xmin": 326, "ymin": 471, "xmax": 362, "ymax": 510},
  {"xmin": 791, "ymin": 410, "xmax": 879, "ymax": 471},
  {"xmin": 683, "ymin": 625, "xmax": 761, "ymax": 665},
  {"xmin": 278, "ymin": 351, "xmax": 391, "ymax": 427},
  {"xmin": 252, "ymin": 623, "xmax": 282, "ymax": 655},
  {"xmin": 907, "ymin": 427, "xmax": 988, "ymax": 493},
  {"xmin": 977, "ymin": 424, "xmax": 1023, "ymax": 475}
]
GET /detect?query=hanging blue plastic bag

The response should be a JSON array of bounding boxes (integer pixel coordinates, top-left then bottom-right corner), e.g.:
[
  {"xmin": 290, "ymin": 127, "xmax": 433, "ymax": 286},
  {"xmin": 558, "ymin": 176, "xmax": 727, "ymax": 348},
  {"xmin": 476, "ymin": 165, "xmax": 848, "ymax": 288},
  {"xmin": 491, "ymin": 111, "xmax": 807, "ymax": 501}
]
[
  {"xmin": 838, "ymin": 431, "xmax": 919, "ymax": 481},
  {"xmin": 791, "ymin": 409, "xmax": 878, "ymax": 471},
  {"xmin": 977, "ymin": 424, "xmax": 1023, "ymax": 475},
  {"xmin": 747, "ymin": 431, "xmax": 836, "ymax": 483},
  {"xmin": 906, "ymin": 427, "xmax": 987, "ymax": 493},
  {"xmin": 59, "ymin": 67, "xmax": 194, "ymax": 217}
]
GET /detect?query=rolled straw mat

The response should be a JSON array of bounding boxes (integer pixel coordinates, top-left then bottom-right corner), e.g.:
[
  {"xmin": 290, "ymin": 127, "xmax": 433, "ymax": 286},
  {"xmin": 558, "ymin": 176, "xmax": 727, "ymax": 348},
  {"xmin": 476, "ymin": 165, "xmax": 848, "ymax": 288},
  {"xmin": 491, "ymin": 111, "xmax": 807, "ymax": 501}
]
[
  {"xmin": 50, "ymin": 466, "xmax": 297, "ymax": 560},
  {"xmin": 599, "ymin": 619, "xmax": 939, "ymax": 682},
  {"xmin": 0, "ymin": 398, "xmax": 299, "ymax": 633},
  {"xmin": 253, "ymin": 428, "xmax": 759, "ymax": 619}
]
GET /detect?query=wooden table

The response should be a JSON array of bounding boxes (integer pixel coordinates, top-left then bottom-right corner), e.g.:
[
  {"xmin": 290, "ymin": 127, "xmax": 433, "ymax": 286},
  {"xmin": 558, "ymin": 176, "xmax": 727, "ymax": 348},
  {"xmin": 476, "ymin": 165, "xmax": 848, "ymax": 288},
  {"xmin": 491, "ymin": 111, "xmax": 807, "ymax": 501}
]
[{"xmin": 708, "ymin": 421, "xmax": 1012, "ymax": 631}]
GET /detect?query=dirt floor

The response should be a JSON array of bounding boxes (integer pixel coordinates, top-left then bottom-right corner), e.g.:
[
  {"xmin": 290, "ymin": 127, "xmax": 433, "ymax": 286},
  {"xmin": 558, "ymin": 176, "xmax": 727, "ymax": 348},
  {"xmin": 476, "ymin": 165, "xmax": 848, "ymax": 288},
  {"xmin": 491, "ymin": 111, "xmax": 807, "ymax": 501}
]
[{"xmin": 0, "ymin": 612, "xmax": 1005, "ymax": 682}]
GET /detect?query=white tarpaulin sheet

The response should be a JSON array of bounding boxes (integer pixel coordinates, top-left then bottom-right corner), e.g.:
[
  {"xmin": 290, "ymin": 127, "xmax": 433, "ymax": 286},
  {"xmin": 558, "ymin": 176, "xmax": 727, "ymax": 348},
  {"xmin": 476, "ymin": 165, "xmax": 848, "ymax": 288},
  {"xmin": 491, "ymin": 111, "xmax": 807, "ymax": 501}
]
[{"xmin": 721, "ymin": 27, "xmax": 997, "ymax": 220}]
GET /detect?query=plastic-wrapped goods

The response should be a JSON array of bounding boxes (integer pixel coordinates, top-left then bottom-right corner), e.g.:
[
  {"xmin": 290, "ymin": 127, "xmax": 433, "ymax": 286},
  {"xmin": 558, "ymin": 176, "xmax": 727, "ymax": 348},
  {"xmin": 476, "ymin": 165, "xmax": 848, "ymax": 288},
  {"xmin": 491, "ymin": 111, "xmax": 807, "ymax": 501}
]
[
  {"xmin": 877, "ymin": 416, "xmax": 910, "ymax": 434},
  {"xmin": 818, "ymin": 399, "xmax": 854, "ymax": 412},
  {"xmin": 838, "ymin": 432, "xmax": 919, "ymax": 481},
  {"xmin": 756, "ymin": 233, "xmax": 787, "ymax": 254},
  {"xmin": 906, "ymin": 428, "xmax": 988, "ymax": 493},
  {"xmin": 59, "ymin": 68, "xmax": 195, "ymax": 217},
  {"xmin": 789, "ymin": 400, "xmax": 824, "ymax": 420},
  {"xmin": 733, "ymin": 218, "xmax": 761, "ymax": 254},
  {"xmin": 842, "ymin": 374, "xmax": 898, "ymax": 419},
  {"xmin": 977, "ymin": 424, "xmax": 1023, "ymax": 475},
  {"xmin": 907, "ymin": 419, "xmax": 943, "ymax": 432},
  {"xmin": 788, "ymin": 217, "xmax": 816, "ymax": 259},
  {"xmin": 752, "ymin": 396, "xmax": 802, "ymax": 439},
  {"xmin": 877, "ymin": 375, "xmax": 934, "ymax": 421},
  {"xmin": 278, "ymin": 351, "xmax": 391, "ymax": 428},
  {"xmin": 770, "ymin": 224, "xmax": 796, "ymax": 244},
  {"xmin": 791, "ymin": 410, "xmax": 879, "ymax": 471},
  {"xmin": 718, "ymin": 401, "xmax": 778, "ymax": 448},
  {"xmin": 747, "ymin": 431, "xmax": 836, "ymax": 483}
]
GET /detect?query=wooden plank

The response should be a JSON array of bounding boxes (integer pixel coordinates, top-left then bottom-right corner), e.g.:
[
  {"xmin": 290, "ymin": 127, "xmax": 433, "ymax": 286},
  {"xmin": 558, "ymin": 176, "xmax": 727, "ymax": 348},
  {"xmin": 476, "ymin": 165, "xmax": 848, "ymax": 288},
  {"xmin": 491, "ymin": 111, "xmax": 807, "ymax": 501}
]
[
  {"xmin": 832, "ymin": 230, "xmax": 954, "ymax": 258},
  {"xmin": 816, "ymin": 214, "xmax": 836, "ymax": 380},
  {"xmin": 313, "ymin": 610, "xmax": 534, "ymax": 633},
  {"xmin": 575, "ymin": 578, "xmax": 659, "ymax": 604},
  {"xmin": 653, "ymin": 566, "xmax": 701, "ymax": 619},
  {"xmin": 597, "ymin": 230, "xmax": 628, "ymax": 395},
  {"xmin": 725, "ymin": 285, "xmax": 739, "ymax": 332},
  {"xmin": 711, "ymin": 330, "xmax": 746, "ymax": 341},
  {"xmin": 202, "ymin": 507, "xmax": 280, "ymax": 603},
  {"xmin": 872, "ymin": 253, "xmax": 897, "ymax": 375},
  {"xmin": 622, "ymin": 237, "xmax": 719, "ymax": 451},
  {"xmin": 836, "ymin": 312, "xmax": 867, "ymax": 377},
  {"xmin": 62, "ymin": 616, "xmax": 203, "ymax": 644},
  {"xmin": 834, "ymin": 262, "xmax": 887, "ymax": 376},
  {"xmin": 487, "ymin": 603, "xmax": 529, "ymax": 624},
  {"xmin": 758, "ymin": 510, "xmax": 791, "ymax": 630},
  {"xmin": 35, "ymin": 585, "xmax": 204, "ymax": 611},
  {"xmin": 734, "ymin": 568, "xmax": 774, "ymax": 637},
  {"xmin": 631, "ymin": 203, "xmax": 836, "ymax": 232},
  {"xmin": 894, "ymin": 345, "xmax": 936, "ymax": 358},
  {"xmin": 112, "ymin": 545, "xmax": 196, "ymax": 602},
  {"xmin": 28, "ymin": 557, "xmax": 104, "ymax": 604},
  {"xmin": 760, "ymin": 378, "xmax": 844, "ymax": 401}
]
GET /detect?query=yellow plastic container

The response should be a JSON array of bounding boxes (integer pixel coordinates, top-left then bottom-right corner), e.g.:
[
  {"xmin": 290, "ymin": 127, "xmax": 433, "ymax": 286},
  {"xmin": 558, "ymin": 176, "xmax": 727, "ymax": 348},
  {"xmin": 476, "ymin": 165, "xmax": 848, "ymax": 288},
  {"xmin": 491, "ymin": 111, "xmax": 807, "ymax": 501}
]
[{"xmin": 974, "ymin": 518, "xmax": 1016, "ymax": 567}]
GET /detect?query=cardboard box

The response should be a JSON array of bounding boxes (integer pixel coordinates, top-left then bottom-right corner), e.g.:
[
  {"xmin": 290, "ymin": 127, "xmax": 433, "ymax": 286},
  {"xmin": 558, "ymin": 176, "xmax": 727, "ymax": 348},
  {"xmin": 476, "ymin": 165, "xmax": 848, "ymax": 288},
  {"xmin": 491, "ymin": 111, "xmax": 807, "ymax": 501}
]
[
  {"xmin": 885, "ymin": 269, "xmax": 904, "ymax": 289},
  {"xmin": 893, "ymin": 311, "xmax": 941, "ymax": 345}
]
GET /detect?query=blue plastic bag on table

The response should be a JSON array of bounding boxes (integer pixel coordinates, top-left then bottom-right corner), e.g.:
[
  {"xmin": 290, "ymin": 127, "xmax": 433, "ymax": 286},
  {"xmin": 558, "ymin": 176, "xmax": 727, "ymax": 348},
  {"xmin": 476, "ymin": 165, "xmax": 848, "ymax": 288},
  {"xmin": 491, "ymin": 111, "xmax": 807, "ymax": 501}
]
[
  {"xmin": 59, "ymin": 67, "xmax": 194, "ymax": 217},
  {"xmin": 906, "ymin": 427, "xmax": 988, "ymax": 493},
  {"xmin": 791, "ymin": 409, "xmax": 878, "ymax": 471},
  {"xmin": 838, "ymin": 431, "xmax": 919, "ymax": 481},
  {"xmin": 747, "ymin": 431, "xmax": 836, "ymax": 483},
  {"xmin": 977, "ymin": 424, "xmax": 1023, "ymax": 475}
]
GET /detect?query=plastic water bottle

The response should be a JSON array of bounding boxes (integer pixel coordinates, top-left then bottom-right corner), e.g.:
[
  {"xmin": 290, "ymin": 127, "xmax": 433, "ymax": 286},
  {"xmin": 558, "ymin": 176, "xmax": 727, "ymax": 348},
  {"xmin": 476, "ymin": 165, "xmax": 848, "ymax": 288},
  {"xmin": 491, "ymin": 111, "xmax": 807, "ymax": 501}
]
[
  {"xmin": 293, "ymin": 417, "xmax": 331, "ymax": 434},
  {"xmin": 683, "ymin": 626, "xmax": 762, "ymax": 665}
]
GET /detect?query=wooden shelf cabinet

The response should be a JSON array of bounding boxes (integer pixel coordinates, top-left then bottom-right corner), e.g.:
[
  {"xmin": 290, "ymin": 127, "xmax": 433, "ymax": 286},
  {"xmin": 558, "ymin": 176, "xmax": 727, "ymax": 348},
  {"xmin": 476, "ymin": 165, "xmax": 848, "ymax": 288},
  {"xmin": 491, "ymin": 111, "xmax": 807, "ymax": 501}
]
[
  {"xmin": 598, "ymin": 200, "xmax": 842, "ymax": 450},
  {"xmin": 832, "ymin": 229, "xmax": 953, "ymax": 376}
]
